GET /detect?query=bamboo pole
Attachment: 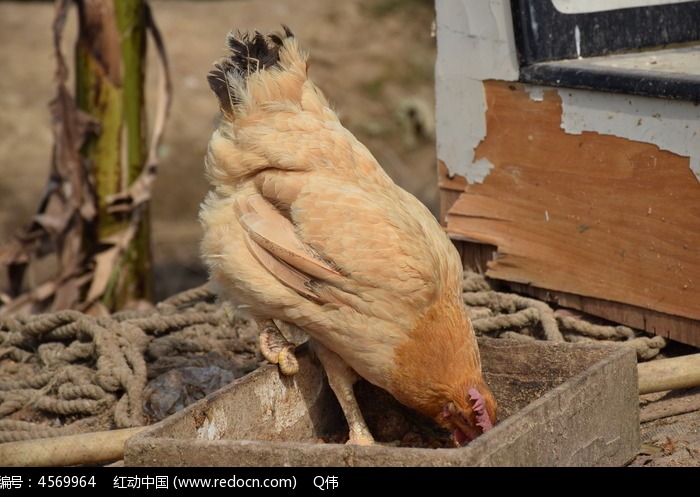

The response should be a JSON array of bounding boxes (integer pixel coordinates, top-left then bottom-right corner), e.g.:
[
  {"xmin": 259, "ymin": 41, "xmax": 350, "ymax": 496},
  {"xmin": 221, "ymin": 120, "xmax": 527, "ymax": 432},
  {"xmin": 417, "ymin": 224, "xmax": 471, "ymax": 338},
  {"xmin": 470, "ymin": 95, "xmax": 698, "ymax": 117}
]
[
  {"xmin": 114, "ymin": 0, "xmax": 152, "ymax": 308},
  {"xmin": 638, "ymin": 353, "xmax": 700, "ymax": 394},
  {"xmin": 0, "ymin": 427, "xmax": 145, "ymax": 467},
  {"xmin": 76, "ymin": 0, "xmax": 152, "ymax": 310}
]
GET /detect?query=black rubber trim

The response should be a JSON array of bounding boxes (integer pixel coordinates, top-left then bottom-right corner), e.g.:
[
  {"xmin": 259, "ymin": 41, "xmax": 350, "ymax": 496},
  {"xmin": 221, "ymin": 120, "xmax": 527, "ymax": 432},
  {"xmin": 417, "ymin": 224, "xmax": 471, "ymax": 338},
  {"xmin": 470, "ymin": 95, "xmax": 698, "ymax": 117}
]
[
  {"xmin": 511, "ymin": 0, "xmax": 700, "ymax": 65},
  {"xmin": 520, "ymin": 61, "xmax": 700, "ymax": 101}
]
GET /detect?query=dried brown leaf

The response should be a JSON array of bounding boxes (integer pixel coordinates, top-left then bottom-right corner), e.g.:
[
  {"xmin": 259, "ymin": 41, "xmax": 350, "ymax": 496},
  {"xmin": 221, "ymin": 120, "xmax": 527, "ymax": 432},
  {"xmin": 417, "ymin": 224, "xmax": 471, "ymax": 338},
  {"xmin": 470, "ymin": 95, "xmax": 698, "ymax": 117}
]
[
  {"xmin": 0, "ymin": 240, "xmax": 26, "ymax": 266},
  {"xmin": 663, "ymin": 436, "xmax": 676, "ymax": 456},
  {"xmin": 31, "ymin": 280, "xmax": 59, "ymax": 302},
  {"xmin": 82, "ymin": 301, "xmax": 111, "ymax": 317},
  {"xmin": 638, "ymin": 443, "xmax": 663, "ymax": 456},
  {"xmin": 52, "ymin": 272, "xmax": 94, "ymax": 311},
  {"xmin": 85, "ymin": 246, "xmax": 120, "ymax": 304}
]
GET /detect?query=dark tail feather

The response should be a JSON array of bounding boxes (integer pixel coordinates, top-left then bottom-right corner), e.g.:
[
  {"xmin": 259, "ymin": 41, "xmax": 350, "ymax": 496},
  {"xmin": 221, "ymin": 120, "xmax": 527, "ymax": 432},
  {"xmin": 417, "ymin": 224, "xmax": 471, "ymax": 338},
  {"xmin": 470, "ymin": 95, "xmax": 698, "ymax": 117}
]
[{"xmin": 207, "ymin": 26, "xmax": 294, "ymax": 117}]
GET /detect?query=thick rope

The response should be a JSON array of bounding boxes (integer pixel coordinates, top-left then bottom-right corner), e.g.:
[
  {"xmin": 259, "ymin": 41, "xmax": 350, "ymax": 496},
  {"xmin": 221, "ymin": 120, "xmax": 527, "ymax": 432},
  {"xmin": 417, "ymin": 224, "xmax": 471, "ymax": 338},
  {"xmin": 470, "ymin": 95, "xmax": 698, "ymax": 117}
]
[
  {"xmin": 0, "ymin": 274, "xmax": 666, "ymax": 442},
  {"xmin": 158, "ymin": 283, "xmax": 216, "ymax": 309},
  {"xmin": 0, "ymin": 283, "xmax": 253, "ymax": 443},
  {"xmin": 463, "ymin": 271, "xmax": 666, "ymax": 359}
]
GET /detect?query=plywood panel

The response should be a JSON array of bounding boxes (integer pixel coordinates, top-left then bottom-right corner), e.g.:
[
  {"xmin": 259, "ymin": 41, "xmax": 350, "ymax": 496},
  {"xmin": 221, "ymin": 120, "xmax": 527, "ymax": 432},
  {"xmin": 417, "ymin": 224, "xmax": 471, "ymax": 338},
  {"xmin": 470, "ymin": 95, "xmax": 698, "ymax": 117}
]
[{"xmin": 443, "ymin": 81, "xmax": 700, "ymax": 325}]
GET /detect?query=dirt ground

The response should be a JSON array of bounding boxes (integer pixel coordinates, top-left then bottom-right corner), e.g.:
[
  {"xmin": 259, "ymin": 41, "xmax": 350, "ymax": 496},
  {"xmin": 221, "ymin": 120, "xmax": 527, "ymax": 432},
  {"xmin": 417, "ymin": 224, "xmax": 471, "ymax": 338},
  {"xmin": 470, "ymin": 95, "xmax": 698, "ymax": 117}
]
[
  {"xmin": 631, "ymin": 388, "xmax": 700, "ymax": 466},
  {"xmin": 0, "ymin": 0, "xmax": 697, "ymax": 467},
  {"xmin": 0, "ymin": 0, "xmax": 438, "ymax": 300}
]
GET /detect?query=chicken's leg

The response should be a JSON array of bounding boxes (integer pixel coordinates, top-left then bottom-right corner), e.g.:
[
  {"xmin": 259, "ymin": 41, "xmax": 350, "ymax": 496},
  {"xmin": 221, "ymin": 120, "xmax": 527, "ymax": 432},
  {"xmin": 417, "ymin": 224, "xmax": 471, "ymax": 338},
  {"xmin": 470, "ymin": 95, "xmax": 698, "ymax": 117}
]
[
  {"xmin": 258, "ymin": 320, "xmax": 298, "ymax": 375},
  {"xmin": 312, "ymin": 340, "xmax": 374, "ymax": 446}
]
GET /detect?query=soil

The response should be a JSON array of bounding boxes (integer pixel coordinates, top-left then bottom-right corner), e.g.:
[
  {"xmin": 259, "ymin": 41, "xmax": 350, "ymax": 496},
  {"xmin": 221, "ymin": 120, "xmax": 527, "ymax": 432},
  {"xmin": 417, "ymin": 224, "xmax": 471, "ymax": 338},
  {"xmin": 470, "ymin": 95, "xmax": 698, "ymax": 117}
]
[
  {"xmin": 630, "ymin": 388, "xmax": 700, "ymax": 466},
  {"xmin": 0, "ymin": 0, "xmax": 697, "ymax": 467}
]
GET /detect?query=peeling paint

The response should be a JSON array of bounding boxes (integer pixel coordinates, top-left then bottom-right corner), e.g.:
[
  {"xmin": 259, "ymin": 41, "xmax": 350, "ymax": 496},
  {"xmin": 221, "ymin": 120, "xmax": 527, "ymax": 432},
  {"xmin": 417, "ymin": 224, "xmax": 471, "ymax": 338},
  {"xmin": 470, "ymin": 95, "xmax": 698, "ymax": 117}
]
[
  {"xmin": 435, "ymin": 0, "xmax": 519, "ymax": 81},
  {"xmin": 691, "ymin": 157, "xmax": 700, "ymax": 179},
  {"xmin": 526, "ymin": 86, "xmax": 545, "ymax": 101},
  {"xmin": 559, "ymin": 88, "xmax": 700, "ymax": 181},
  {"xmin": 435, "ymin": 78, "xmax": 486, "ymax": 179},
  {"xmin": 467, "ymin": 158, "xmax": 495, "ymax": 184},
  {"xmin": 436, "ymin": 0, "xmax": 519, "ymax": 179},
  {"xmin": 574, "ymin": 25, "xmax": 581, "ymax": 58}
]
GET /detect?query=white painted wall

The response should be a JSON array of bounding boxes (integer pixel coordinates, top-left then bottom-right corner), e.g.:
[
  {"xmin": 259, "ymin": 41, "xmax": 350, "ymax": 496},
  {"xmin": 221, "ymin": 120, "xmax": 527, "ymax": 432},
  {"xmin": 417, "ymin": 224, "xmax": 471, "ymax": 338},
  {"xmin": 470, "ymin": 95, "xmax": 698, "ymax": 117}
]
[{"xmin": 435, "ymin": 0, "xmax": 518, "ymax": 182}]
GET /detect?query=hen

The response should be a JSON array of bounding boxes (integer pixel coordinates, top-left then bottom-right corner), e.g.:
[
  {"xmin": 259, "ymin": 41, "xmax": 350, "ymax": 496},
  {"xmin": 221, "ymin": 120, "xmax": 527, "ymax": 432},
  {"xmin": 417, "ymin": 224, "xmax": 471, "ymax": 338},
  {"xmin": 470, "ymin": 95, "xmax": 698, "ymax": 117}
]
[{"xmin": 199, "ymin": 27, "xmax": 496, "ymax": 446}]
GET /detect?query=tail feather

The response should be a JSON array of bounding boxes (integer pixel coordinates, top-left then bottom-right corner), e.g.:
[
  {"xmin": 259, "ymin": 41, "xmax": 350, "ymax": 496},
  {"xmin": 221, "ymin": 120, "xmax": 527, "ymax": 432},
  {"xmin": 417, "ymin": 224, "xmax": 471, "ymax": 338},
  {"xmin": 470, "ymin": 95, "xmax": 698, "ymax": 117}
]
[
  {"xmin": 204, "ymin": 26, "xmax": 334, "ymax": 185},
  {"xmin": 207, "ymin": 26, "xmax": 296, "ymax": 119}
]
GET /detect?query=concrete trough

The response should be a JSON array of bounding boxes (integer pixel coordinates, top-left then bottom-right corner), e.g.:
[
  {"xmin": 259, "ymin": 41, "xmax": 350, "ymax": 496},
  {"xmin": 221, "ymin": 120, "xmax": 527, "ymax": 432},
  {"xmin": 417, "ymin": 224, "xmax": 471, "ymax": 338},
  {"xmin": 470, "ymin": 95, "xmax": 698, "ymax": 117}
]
[{"xmin": 124, "ymin": 338, "xmax": 639, "ymax": 466}]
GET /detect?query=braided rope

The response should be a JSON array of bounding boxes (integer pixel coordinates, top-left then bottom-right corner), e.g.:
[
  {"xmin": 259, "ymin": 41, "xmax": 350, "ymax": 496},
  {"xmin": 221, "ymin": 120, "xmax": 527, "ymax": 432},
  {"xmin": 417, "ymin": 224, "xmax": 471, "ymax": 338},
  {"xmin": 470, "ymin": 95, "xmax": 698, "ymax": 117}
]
[
  {"xmin": 0, "ymin": 283, "xmax": 242, "ymax": 442},
  {"xmin": 463, "ymin": 271, "xmax": 666, "ymax": 359}
]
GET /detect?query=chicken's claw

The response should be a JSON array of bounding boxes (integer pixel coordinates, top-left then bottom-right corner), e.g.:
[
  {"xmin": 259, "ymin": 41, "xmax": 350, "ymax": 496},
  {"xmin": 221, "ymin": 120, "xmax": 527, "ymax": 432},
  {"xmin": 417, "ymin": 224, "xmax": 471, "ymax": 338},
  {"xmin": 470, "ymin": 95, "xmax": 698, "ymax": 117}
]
[
  {"xmin": 347, "ymin": 429, "xmax": 375, "ymax": 446},
  {"xmin": 259, "ymin": 320, "xmax": 299, "ymax": 375}
]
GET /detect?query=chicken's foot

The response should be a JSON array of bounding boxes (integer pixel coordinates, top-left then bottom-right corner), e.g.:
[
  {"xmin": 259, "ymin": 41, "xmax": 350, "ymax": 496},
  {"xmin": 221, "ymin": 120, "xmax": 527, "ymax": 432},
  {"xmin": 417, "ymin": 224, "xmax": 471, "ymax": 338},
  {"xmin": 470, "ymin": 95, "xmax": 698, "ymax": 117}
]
[
  {"xmin": 312, "ymin": 340, "xmax": 375, "ymax": 446},
  {"xmin": 258, "ymin": 320, "xmax": 299, "ymax": 375}
]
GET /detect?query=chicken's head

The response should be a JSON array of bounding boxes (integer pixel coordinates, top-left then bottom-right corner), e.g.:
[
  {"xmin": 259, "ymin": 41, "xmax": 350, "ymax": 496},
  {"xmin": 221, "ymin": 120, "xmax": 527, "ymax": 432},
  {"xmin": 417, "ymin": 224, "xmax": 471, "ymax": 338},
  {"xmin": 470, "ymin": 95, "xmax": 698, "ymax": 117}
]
[{"xmin": 439, "ymin": 382, "xmax": 497, "ymax": 446}]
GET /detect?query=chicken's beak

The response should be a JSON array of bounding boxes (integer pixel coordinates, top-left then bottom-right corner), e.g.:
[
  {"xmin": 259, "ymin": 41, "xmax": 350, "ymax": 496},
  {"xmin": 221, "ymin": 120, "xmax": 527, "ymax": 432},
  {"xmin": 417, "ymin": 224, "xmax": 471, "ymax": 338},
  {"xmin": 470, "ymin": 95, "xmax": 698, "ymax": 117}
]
[
  {"xmin": 442, "ymin": 403, "xmax": 488, "ymax": 446},
  {"xmin": 452, "ymin": 424, "xmax": 482, "ymax": 446}
]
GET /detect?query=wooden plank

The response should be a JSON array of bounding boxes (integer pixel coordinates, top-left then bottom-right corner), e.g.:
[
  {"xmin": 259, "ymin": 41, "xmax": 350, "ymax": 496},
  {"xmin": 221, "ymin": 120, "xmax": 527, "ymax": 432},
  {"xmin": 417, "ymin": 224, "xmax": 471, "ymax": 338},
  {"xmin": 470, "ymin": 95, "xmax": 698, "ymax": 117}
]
[
  {"xmin": 437, "ymin": 160, "xmax": 467, "ymax": 192},
  {"xmin": 638, "ymin": 354, "xmax": 700, "ymax": 394},
  {"xmin": 441, "ymin": 80, "xmax": 700, "ymax": 331},
  {"xmin": 448, "ymin": 238, "xmax": 700, "ymax": 346},
  {"xmin": 438, "ymin": 161, "xmax": 468, "ymax": 227},
  {"xmin": 450, "ymin": 238, "xmax": 496, "ymax": 276},
  {"xmin": 640, "ymin": 388, "xmax": 700, "ymax": 423}
]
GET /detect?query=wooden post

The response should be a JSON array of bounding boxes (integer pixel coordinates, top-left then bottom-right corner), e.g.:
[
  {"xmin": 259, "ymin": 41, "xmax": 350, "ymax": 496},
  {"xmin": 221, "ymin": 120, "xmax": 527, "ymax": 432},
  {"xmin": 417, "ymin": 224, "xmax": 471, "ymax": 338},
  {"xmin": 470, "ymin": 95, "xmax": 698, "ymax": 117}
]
[
  {"xmin": 638, "ymin": 354, "xmax": 700, "ymax": 394},
  {"xmin": 0, "ymin": 427, "xmax": 145, "ymax": 467}
]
